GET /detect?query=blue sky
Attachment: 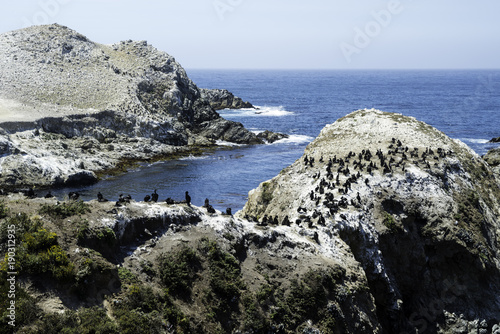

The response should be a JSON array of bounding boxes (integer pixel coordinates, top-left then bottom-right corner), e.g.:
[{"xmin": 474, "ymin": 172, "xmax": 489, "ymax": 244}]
[{"xmin": 1, "ymin": 0, "xmax": 499, "ymax": 69}]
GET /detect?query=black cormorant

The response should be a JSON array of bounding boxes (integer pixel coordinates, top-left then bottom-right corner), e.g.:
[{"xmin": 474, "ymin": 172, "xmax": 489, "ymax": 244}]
[{"xmin": 151, "ymin": 189, "xmax": 159, "ymax": 202}]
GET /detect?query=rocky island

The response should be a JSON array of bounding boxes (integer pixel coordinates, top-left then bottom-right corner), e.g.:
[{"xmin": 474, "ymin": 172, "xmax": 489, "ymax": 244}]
[
  {"xmin": 1, "ymin": 107, "xmax": 500, "ymax": 333},
  {"xmin": 0, "ymin": 24, "xmax": 265, "ymax": 190}
]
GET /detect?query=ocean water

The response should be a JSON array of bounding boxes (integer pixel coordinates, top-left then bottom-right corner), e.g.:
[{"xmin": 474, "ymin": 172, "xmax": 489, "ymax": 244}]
[{"xmin": 52, "ymin": 70, "xmax": 500, "ymax": 211}]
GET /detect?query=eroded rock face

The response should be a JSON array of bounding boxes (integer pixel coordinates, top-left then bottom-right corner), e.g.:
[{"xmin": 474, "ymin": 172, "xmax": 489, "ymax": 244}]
[
  {"xmin": 199, "ymin": 88, "xmax": 254, "ymax": 110},
  {"xmin": 0, "ymin": 24, "xmax": 262, "ymax": 188},
  {"xmin": 4, "ymin": 110, "xmax": 500, "ymax": 333},
  {"xmin": 240, "ymin": 109, "xmax": 500, "ymax": 333}
]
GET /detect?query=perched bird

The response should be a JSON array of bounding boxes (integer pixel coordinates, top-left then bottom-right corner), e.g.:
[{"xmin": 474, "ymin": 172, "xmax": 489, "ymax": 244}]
[
  {"xmin": 282, "ymin": 216, "xmax": 291, "ymax": 226},
  {"xmin": 151, "ymin": 189, "xmax": 159, "ymax": 202},
  {"xmin": 97, "ymin": 192, "xmax": 108, "ymax": 202},
  {"xmin": 206, "ymin": 205, "xmax": 216, "ymax": 214},
  {"xmin": 185, "ymin": 191, "xmax": 191, "ymax": 206},
  {"xmin": 297, "ymin": 207, "xmax": 307, "ymax": 214},
  {"xmin": 115, "ymin": 194, "xmax": 125, "ymax": 207},
  {"xmin": 313, "ymin": 232, "xmax": 319, "ymax": 243},
  {"xmin": 144, "ymin": 195, "xmax": 151, "ymax": 202}
]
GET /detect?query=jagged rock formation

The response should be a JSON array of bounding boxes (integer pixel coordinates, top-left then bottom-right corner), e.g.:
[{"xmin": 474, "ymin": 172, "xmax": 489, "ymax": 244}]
[
  {"xmin": 241, "ymin": 109, "xmax": 500, "ymax": 333},
  {"xmin": 0, "ymin": 24, "xmax": 263, "ymax": 189},
  {"xmin": 1, "ymin": 109, "xmax": 500, "ymax": 333},
  {"xmin": 199, "ymin": 88, "xmax": 254, "ymax": 110},
  {"xmin": 256, "ymin": 129, "xmax": 290, "ymax": 143},
  {"xmin": 489, "ymin": 137, "xmax": 500, "ymax": 143}
]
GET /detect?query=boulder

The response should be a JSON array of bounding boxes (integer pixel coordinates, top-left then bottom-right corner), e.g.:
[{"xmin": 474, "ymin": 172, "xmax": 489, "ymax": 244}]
[{"xmin": 256, "ymin": 130, "xmax": 289, "ymax": 143}]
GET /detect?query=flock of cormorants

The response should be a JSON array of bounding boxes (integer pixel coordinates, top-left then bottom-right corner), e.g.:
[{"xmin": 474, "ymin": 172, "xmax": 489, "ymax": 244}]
[
  {"xmin": 16, "ymin": 187, "xmax": 234, "ymax": 216},
  {"xmin": 245, "ymin": 137, "xmax": 453, "ymax": 230},
  {"xmin": 12, "ymin": 137, "xmax": 453, "ymax": 227}
]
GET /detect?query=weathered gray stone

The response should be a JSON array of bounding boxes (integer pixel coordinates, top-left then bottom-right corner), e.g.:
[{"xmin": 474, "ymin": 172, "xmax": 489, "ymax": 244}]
[
  {"xmin": 0, "ymin": 24, "xmax": 266, "ymax": 188},
  {"xmin": 484, "ymin": 147, "xmax": 500, "ymax": 167},
  {"xmin": 256, "ymin": 129, "xmax": 290, "ymax": 143},
  {"xmin": 240, "ymin": 109, "xmax": 500, "ymax": 333},
  {"xmin": 199, "ymin": 88, "xmax": 254, "ymax": 110}
]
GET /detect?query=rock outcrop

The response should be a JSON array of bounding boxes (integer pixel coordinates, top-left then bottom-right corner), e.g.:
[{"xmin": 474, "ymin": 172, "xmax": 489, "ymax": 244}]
[
  {"xmin": 241, "ymin": 109, "xmax": 500, "ymax": 333},
  {"xmin": 1, "ymin": 109, "xmax": 500, "ymax": 333},
  {"xmin": 484, "ymin": 148, "xmax": 500, "ymax": 168},
  {"xmin": 256, "ymin": 129, "xmax": 290, "ymax": 143},
  {"xmin": 489, "ymin": 137, "xmax": 500, "ymax": 143},
  {"xmin": 0, "ymin": 24, "xmax": 263, "ymax": 189},
  {"xmin": 199, "ymin": 88, "xmax": 254, "ymax": 110}
]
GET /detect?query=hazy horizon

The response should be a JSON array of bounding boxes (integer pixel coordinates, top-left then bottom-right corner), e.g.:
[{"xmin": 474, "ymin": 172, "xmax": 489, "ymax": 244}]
[{"xmin": 2, "ymin": 1, "xmax": 500, "ymax": 70}]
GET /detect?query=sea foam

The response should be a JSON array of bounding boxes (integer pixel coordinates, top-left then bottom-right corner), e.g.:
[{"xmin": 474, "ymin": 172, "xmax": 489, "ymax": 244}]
[{"xmin": 219, "ymin": 105, "xmax": 294, "ymax": 117}]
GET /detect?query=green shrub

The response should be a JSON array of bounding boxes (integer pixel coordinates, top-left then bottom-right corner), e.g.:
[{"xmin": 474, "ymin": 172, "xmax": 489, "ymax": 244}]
[
  {"xmin": 269, "ymin": 268, "xmax": 339, "ymax": 331},
  {"xmin": 261, "ymin": 182, "xmax": 273, "ymax": 204},
  {"xmin": 123, "ymin": 284, "xmax": 160, "ymax": 313},
  {"xmin": 158, "ymin": 246, "xmax": 200, "ymax": 297},
  {"xmin": 114, "ymin": 309, "xmax": 163, "ymax": 334},
  {"xmin": 118, "ymin": 267, "xmax": 137, "ymax": 285},
  {"xmin": 0, "ymin": 216, "xmax": 74, "ymax": 282},
  {"xmin": 77, "ymin": 220, "xmax": 116, "ymax": 247},
  {"xmin": 199, "ymin": 238, "xmax": 244, "ymax": 300},
  {"xmin": 198, "ymin": 238, "xmax": 246, "ymax": 331},
  {"xmin": 112, "ymin": 283, "xmax": 189, "ymax": 333},
  {"xmin": 0, "ymin": 273, "xmax": 42, "ymax": 333},
  {"xmin": 39, "ymin": 200, "xmax": 90, "ymax": 219},
  {"xmin": 0, "ymin": 201, "xmax": 9, "ymax": 219},
  {"xmin": 76, "ymin": 306, "xmax": 118, "ymax": 334},
  {"xmin": 0, "ymin": 213, "xmax": 37, "ymax": 253},
  {"xmin": 16, "ymin": 307, "xmax": 118, "ymax": 334},
  {"xmin": 26, "ymin": 311, "xmax": 79, "ymax": 334},
  {"xmin": 382, "ymin": 211, "xmax": 400, "ymax": 233}
]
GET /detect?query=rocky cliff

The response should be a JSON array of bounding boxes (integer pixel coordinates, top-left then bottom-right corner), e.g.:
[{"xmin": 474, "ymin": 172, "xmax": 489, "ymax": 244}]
[
  {"xmin": 1, "ymin": 109, "xmax": 499, "ymax": 333},
  {"xmin": 0, "ymin": 24, "xmax": 262, "ymax": 189},
  {"xmin": 241, "ymin": 109, "xmax": 500, "ymax": 333}
]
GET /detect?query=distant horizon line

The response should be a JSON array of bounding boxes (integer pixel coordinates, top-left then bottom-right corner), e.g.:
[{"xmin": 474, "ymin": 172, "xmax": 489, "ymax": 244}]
[{"xmin": 186, "ymin": 68, "xmax": 500, "ymax": 71}]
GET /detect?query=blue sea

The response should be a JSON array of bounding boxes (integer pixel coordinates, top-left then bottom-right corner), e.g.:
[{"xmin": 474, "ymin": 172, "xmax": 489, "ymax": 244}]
[{"xmin": 53, "ymin": 70, "xmax": 500, "ymax": 211}]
